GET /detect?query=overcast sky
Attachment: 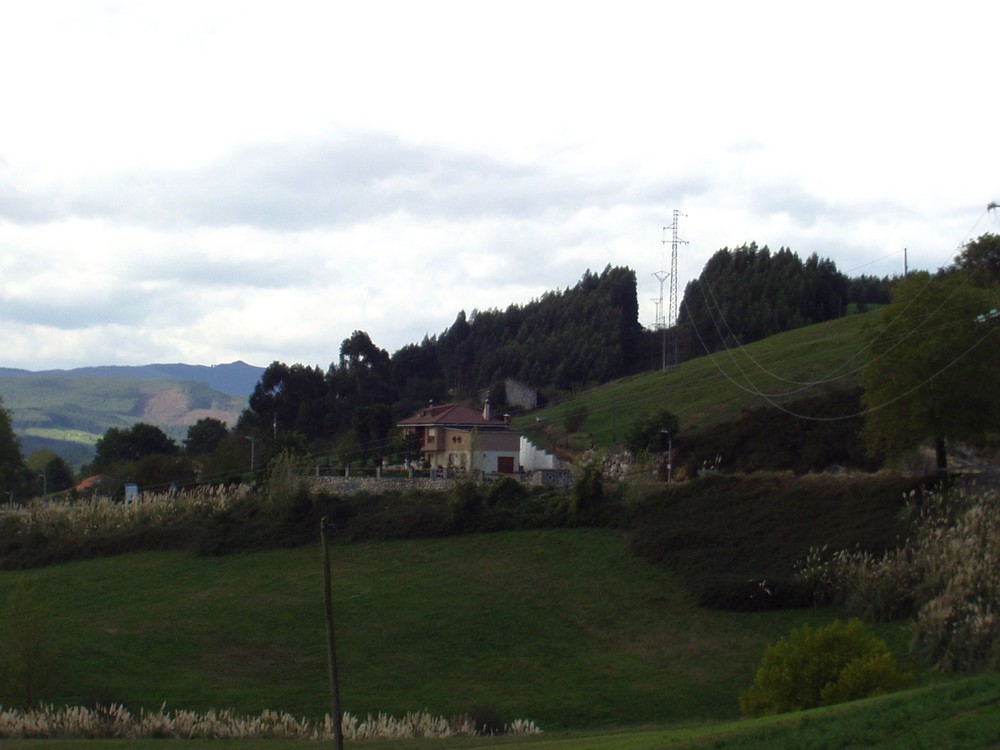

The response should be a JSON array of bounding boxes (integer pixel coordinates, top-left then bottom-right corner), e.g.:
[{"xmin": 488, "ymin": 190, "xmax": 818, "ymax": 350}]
[{"xmin": 2, "ymin": 1, "xmax": 998, "ymax": 371}]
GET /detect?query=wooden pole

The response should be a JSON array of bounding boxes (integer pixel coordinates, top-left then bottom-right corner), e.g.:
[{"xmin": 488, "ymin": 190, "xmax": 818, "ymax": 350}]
[{"xmin": 321, "ymin": 517, "xmax": 344, "ymax": 750}]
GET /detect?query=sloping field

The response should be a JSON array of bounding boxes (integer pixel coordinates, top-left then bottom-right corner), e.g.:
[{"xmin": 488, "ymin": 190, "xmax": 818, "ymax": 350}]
[
  {"xmin": 518, "ymin": 311, "xmax": 878, "ymax": 446},
  {"xmin": 0, "ymin": 529, "xmax": 910, "ymax": 730}
]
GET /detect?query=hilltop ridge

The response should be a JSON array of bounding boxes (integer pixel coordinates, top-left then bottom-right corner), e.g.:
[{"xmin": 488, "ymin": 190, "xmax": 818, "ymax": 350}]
[
  {"xmin": 0, "ymin": 362, "xmax": 264, "ymax": 468},
  {"xmin": 0, "ymin": 360, "xmax": 264, "ymax": 398}
]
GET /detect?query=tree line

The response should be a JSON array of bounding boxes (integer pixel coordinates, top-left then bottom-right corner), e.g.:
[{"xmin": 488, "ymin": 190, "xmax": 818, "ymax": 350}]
[
  {"xmin": 677, "ymin": 243, "xmax": 893, "ymax": 355},
  {"xmin": 2, "ymin": 235, "xmax": 992, "ymax": 495}
]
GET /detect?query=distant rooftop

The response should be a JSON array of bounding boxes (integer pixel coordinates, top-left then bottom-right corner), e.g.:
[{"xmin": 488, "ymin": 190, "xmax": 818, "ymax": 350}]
[{"xmin": 397, "ymin": 402, "xmax": 511, "ymax": 430}]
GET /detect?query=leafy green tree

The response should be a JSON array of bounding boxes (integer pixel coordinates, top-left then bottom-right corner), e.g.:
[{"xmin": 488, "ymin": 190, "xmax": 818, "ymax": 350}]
[
  {"xmin": 197, "ymin": 433, "xmax": 253, "ymax": 484},
  {"xmin": 625, "ymin": 408, "xmax": 679, "ymax": 455},
  {"xmin": 0, "ymin": 396, "xmax": 26, "ymax": 499},
  {"xmin": 26, "ymin": 450, "xmax": 75, "ymax": 494},
  {"xmin": 92, "ymin": 423, "xmax": 179, "ymax": 472},
  {"xmin": 353, "ymin": 404, "xmax": 393, "ymax": 465},
  {"xmin": 248, "ymin": 362, "xmax": 327, "ymax": 440},
  {"xmin": 184, "ymin": 417, "xmax": 230, "ymax": 456},
  {"xmin": 862, "ymin": 272, "xmax": 1000, "ymax": 474},
  {"xmin": 129, "ymin": 453, "xmax": 198, "ymax": 491},
  {"xmin": 953, "ymin": 232, "xmax": 1000, "ymax": 286}
]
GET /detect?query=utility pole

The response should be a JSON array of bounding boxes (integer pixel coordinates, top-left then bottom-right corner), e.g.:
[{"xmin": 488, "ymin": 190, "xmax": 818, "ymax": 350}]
[
  {"xmin": 660, "ymin": 429, "xmax": 673, "ymax": 483},
  {"xmin": 654, "ymin": 211, "xmax": 686, "ymax": 369},
  {"xmin": 321, "ymin": 517, "xmax": 344, "ymax": 750},
  {"xmin": 244, "ymin": 435, "xmax": 256, "ymax": 474},
  {"xmin": 666, "ymin": 210, "xmax": 686, "ymax": 367}
]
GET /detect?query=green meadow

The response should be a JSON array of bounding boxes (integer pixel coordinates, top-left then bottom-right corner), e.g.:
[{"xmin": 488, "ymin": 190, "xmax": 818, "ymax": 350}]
[
  {"xmin": 518, "ymin": 311, "xmax": 877, "ymax": 445},
  {"xmin": 0, "ymin": 529, "xmax": 904, "ymax": 728},
  {"xmin": 2, "ymin": 527, "xmax": 995, "ymax": 749}
]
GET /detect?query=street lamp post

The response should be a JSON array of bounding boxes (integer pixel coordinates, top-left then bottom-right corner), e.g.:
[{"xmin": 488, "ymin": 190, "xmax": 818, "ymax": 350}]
[
  {"xmin": 661, "ymin": 430, "xmax": 673, "ymax": 483},
  {"xmin": 245, "ymin": 436, "xmax": 256, "ymax": 474}
]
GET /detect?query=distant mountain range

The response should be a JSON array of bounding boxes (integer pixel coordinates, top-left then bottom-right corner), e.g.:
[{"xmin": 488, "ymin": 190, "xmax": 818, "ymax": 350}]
[
  {"xmin": 0, "ymin": 360, "xmax": 264, "ymax": 398},
  {"xmin": 0, "ymin": 361, "xmax": 265, "ymax": 468}
]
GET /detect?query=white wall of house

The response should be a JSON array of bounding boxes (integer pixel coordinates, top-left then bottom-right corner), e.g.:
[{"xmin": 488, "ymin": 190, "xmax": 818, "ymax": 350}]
[
  {"xmin": 520, "ymin": 436, "xmax": 558, "ymax": 470},
  {"xmin": 471, "ymin": 449, "xmax": 520, "ymax": 473}
]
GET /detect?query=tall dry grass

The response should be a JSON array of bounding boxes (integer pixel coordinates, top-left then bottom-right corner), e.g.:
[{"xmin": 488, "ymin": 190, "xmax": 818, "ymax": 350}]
[
  {"xmin": 0, "ymin": 486, "xmax": 249, "ymax": 541},
  {"xmin": 798, "ymin": 483, "xmax": 1000, "ymax": 670},
  {"xmin": 0, "ymin": 704, "xmax": 541, "ymax": 740}
]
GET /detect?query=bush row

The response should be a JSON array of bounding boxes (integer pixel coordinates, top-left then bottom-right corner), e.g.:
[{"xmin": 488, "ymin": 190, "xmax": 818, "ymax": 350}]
[
  {"xmin": 626, "ymin": 472, "xmax": 927, "ymax": 611},
  {"xmin": 0, "ymin": 478, "xmax": 579, "ymax": 569},
  {"xmin": 0, "ymin": 467, "xmax": 931, "ymax": 621},
  {"xmin": 797, "ymin": 482, "xmax": 1000, "ymax": 670}
]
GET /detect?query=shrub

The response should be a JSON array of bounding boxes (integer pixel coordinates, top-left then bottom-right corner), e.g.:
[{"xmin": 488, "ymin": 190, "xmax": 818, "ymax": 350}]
[
  {"xmin": 572, "ymin": 462, "xmax": 604, "ymax": 520},
  {"xmin": 625, "ymin": 408, "xmax": 678, "ymax": 456},
  {"xmin": 628, "ymin": 473, "xmax": 918, "ymax": 611},
  {"xmin": 486, "ymin": 476, "xmax": 527, "ymax": 508},
  {"xmin": 738, "ymin": 618, "xmax": 910, "ymax": 717},
  {"xmin": 459, "ymin": 704, "xmax": 506, "ymax": 736},
  {"xmin": 450, "ymin": 480, "xmax": 484, "ymax": 532},
  {"xmin": 563, "ymin": 402, "xmax": 589, "ymax": 434},
  {"xmin": 799, "ymin": 484, "xmax": 1000, "ymax": 671}
]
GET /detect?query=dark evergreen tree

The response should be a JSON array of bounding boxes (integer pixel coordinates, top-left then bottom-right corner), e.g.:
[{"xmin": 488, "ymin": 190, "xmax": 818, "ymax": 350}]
[
  {"xmin": 247, "ymin": 362, "xmax": 327, "ymax": 440},
  {"xmin": 679, "ymin": 244, "xmax": 850, "ymax": 354},
  {"xmin": 433, "ymin": 265, "xmax": 643, "ymax": 390}
]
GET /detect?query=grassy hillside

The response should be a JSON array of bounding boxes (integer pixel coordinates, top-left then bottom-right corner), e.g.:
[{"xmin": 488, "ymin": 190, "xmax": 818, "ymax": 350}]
[
  {"xmin": 517, "ymin": 311, "xmax": 877, "ymax": 450},
  {"xmin": 0, "ymin": 530, "xmax": 918, "ymax": 730}
]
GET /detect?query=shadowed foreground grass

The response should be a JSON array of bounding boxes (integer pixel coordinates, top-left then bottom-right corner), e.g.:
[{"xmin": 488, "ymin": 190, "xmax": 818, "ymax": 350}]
[
  {"xmin": 0, "ymin": 529, "xmax": 898, "ymax": 729},
  {"xmin": 0, "ymin": 673, "xmax": 995, "ymax": 749}
]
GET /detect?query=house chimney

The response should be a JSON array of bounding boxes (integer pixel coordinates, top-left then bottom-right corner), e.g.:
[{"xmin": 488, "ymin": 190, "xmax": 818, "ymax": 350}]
[{"xmin": 483, "ymin": 399, "xmax": 491, "ymax": 421}]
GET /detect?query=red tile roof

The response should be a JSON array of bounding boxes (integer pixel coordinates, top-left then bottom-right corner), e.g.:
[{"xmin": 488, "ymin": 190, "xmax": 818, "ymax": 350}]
[{"xmin": 397, "ymin": 403, "xmax": 508, "ymax": 429}]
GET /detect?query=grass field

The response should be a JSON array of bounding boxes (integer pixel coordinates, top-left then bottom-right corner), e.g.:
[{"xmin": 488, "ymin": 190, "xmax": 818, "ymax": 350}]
[
  {"xmin": 22, "ymin": 428, "xmax": 101, "ymax": 447},
  {"xmin": 0, "ymin": 529, "xmax": 909, "ymax": 731}
]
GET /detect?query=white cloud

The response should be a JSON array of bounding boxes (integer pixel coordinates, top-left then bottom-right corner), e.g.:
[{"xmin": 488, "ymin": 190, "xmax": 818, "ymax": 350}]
[{"xmin": 0, "ymin": 1, "xmax": 998, "ymax": 371}]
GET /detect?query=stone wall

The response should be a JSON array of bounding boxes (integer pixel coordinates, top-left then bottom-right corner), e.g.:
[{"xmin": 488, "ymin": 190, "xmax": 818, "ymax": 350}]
[
  {"xmin": 308, "ymin": 468, "xmax": 572, "ymax": 496},
  {"xmin": 311, "ymin": 475, "xmax": 459, "ymax": 495}
]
